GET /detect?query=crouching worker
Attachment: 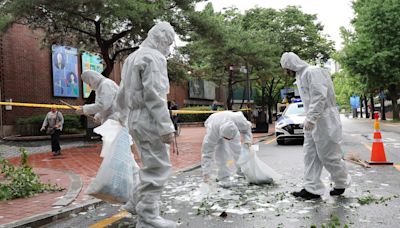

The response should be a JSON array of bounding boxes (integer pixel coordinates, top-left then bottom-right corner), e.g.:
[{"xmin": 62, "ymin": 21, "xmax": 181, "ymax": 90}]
[
  {"xmin": 201, "ymin": 111, "xmax": 253, "ymax": 185},
  {"xmin": 75, "ymin": 70, "xmax": 119, "ymax": 124}
]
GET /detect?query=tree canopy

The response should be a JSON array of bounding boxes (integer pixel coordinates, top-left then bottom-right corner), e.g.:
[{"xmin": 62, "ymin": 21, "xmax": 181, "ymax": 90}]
[
  {"xmin": 0, "ymin": 0, "xmax": 203, "ymax": 77},
  {"xmin": 183, "ymin": 4, "xmax": 334, "ymax": 116},
  {"xmin": 337, "ymin": 0, "xmax": 400, "ymax": 119}
]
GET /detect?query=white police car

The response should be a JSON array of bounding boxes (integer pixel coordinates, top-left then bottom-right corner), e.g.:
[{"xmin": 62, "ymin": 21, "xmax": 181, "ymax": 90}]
[{"xmin": 275, "ymin": 102, "xmax": 306, "ymax": 145}]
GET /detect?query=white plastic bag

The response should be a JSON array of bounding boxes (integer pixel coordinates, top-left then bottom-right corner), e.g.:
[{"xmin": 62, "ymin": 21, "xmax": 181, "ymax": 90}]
[
  {"xmin": 94, "ymin": 119, "xmax": 134, "ymax": 158},
  {"xmin": 86, "ymin": 126, "xmax": 139, "ymax": 203},
  {"xmin": 237, "ymin": 145, "xmax": 281, "ymax": 184}
]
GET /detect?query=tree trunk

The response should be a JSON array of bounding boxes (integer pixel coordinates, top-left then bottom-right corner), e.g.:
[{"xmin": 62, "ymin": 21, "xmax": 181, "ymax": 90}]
[
  {"xmin": 388, "ymin": 84, "xmax": 400, "ymax": 120},
  {"xmin": 267, "ymin": 101, "xmax": 273, "ymax": 124},
  {"xmin": 240, "ymin": 86, "xmax": 246, "ymax": 109},
  {"xmin": 227, "ymin": 70, "xmax": 233, "ymax": 110},
  {"xmin": 364, "ymin": 94, "xmax": 369, "ymax": 118},
  {"xmin": 261, "ymin": 84, "xmax": 267, "ymax": 123},
  {"xmin": 370, "ymin": 94, "xmax": 375, "ymax": 119},
  {"xmin": 101, "ymin": 62, "xmax": 114, "ymax": 78}
]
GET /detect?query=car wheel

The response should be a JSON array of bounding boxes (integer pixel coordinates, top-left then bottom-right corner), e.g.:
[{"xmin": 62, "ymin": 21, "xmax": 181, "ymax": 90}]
[{"xmin": 277, "ymin": 138, "xmax": 285, "ymax": 145}]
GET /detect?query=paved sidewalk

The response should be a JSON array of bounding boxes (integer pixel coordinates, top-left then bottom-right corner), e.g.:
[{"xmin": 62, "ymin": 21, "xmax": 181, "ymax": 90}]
[{"xmin": 0, "ymin": 124, "xmax": 273, "ymax": 227}]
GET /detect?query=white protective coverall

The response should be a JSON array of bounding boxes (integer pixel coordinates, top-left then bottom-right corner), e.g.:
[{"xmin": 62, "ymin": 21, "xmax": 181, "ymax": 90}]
[
  {"xmin": 201, "ymin": 111, "xmax": 253, "ymax": 180},
  {"xmin": 280, "ymin": 52, "xmax": 351, "ymax": 195},
  {"xmin": 81, "ymin": 70, "xmax": 119, "ymax": 124},
  {"xmin": 115, "ymin": 22, "xmax": 176, "ymax": 228}
]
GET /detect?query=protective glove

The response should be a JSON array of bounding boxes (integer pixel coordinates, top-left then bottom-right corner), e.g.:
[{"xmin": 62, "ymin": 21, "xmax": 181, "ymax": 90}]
[
  {"xmin": 243, "ymin": 142, "xmax": 252, "ymax": 148},
  {"xmin": 75, "ymin": 107, "xmax": 84, "ymax": 115},
  {"xmin": 203, "ymin": 174, "xmax": 210, "ymax": 183},
  {"xmin": 93, "ymin": 115, "xmax": 101, "ymax": 124},
  {"xmin": 160, "ymin": 133, "xmax": 174, "ymax": 144},
  {"xmin": 304, "ymin": 120, "xmax": 315, "ymax": 131},
  {"xmin": 40, "ymin": 127, "xmax": 45, "ymax": 132}
]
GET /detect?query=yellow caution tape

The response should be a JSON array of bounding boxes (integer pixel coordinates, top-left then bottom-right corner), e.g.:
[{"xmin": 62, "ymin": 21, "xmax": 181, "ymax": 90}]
[
  {"xmin": 0, "ymin": 101, "xmax": 251, "ymax": 114},
  {"xmin": 0, "ymin": 102, "xmax": 79, "ymax": 110},
  {"xmin": 171, "ymin": 108, "xmax": 251, "ymax": 115}
]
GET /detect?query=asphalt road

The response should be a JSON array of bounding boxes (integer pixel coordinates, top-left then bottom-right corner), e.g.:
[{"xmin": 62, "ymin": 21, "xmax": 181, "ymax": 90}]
[{"xmin": 44, "ymin": 116, "xmax": 400, "ymax": 228}]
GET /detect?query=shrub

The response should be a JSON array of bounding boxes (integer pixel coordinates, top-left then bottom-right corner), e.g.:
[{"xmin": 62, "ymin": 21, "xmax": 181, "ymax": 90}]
[
  {"xmin": 15, "ymin": 114, "xmax": 84, "ymax": 135},
  {"xmin": 0, "ymin": 148, "xmax": 64, "ymax": 200}
]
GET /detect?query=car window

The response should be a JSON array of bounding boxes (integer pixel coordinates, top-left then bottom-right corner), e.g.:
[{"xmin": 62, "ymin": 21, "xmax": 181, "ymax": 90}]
[{"xmin": 284, "ymin": 103, "xmax": 305, "ymax": 116}]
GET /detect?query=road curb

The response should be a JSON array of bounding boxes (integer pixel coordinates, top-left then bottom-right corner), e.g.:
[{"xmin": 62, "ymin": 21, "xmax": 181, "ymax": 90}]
[
  {"xmin": 0, "ymin": 164, "xmax": 201, "ymax": 228},
  {"xmin": 0, "ymin": 199, "xmax": 104, "ymax": 228}
]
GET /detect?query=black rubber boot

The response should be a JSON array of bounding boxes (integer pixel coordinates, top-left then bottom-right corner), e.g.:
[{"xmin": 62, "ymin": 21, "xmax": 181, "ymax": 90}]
[
  {"xmin": 292, "ymin": 189, "xmax": 321, "ymax": 200},
  {"xmin": 330, "ymin": 188, "xmax": 345, "ymax": 196}
]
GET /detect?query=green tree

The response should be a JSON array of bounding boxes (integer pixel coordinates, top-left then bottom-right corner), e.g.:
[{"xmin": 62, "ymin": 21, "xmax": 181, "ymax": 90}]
[
  {"xmin": 242, "ymin": 6, "xmax": 334, "ymax": 123},
  {"xmin": 338, "ymin": 0, "xmax": 400, "ymax": 120},
  {"xmin": 0, "ymin": 0, "xmax": 202, "ymax": 77},
  {"xmin": 183, "ymin": 5, "xmax": 249, "ymax": 110}
]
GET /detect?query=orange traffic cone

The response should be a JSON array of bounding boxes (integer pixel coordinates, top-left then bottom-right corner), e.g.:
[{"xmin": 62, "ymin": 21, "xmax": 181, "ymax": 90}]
[{"xmin": 368, "ymin": 112, "xmax": 393, "ymax": 165}]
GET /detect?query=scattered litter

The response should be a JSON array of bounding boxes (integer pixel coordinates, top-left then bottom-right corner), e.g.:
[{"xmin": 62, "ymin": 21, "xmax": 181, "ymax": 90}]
[
  {"xmin": 354, "ymin": 172, "xmax": 364, "ymax": 177},
  {"xmin": 219, "ymin": 211, "xmax": 228, "ymax": 218},
  {"xmin": 69, "ymin": 213, "xmax": 77, "ymax": 218},
  {"xmin": 359, "ymin": 219, "xmax": 371, "ymax": 223},
  {"xmin": 79, "ymin": 212, "xmax": 87, "ymax": 215},
  {"xmin": 288, "ymin": 218, "xmax": 299, "ymax": 223},
  {"xmin": 164, "ymin": 206, "xmax": 178, "ymax": 214},
  {"xmin": 297, "ymin": 210, "xmax": 309, "ymax": 214},
  {"xmin": 365, "ymin": 180, "xmax": 373, "ymax": 183},
  {"xmin": 52, "ymin": 206, "xmax": 62, "ymax": 209},
  {"xmin": 97, "ymin": 213, "xmax": 107, "ymax": 217},
  {"xmin": 380, "ymin": 183, "xmax": 389, "ymax": 187}
]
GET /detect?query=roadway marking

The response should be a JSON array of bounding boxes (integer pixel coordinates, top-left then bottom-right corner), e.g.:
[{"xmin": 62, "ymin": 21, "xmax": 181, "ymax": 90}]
[
  {"xmin": 264, "ymin": 138, "xmax": 277, "ymax": 144},
  {"xmin": 89, "ymin": 211, "xmax": 129, "ymax": 228}
]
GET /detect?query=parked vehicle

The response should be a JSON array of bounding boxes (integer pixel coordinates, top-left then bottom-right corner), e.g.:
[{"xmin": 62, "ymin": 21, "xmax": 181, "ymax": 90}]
[{"xmin": 275, "ymin": 102, "xmax": 306, "ymax": 145}]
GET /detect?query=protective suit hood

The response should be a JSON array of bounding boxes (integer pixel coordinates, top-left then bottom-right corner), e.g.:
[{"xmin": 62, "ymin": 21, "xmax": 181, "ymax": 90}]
[
  {"xmin": 280, "ymin": 52, "xmax": 309, "ymax": 72},
  {"xmin": 81, "ymin": 70, "xmax": 105, "ymax": 90},
  {"xmin": 220, "ymin": 121, "xmax": 238, "ymax": 139},
  {"xmin": 141, "ymin": 21, "xmax": 175, "ymax": 57}
]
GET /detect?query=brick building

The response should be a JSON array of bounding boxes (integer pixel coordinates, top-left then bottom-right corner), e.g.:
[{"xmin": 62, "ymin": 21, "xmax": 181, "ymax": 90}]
[{"xmin": 0, "ymin": 24, "xmax": 224, "ymax": 136}]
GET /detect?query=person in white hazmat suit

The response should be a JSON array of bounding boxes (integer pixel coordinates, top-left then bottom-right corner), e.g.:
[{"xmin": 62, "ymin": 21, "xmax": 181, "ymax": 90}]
[
  {"xmin": 201, "ymin": 111, "xmax": 253, "ymax": 184},
  {"xmin": 114, "ymin": 22, "xmax": 176, "ymax": 228},
  {"xmin": 75, "ymin": 70, "xmax": 119, "ymax": 124},
  {"xmin": 280, "ymin": 52, "xmax": 351, "ymax": 200}
]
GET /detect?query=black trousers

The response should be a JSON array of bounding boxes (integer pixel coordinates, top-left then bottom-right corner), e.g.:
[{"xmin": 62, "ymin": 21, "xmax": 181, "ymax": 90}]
[{"xmin": 51, "ymin": 130, "xmax": 61, "ymax": 152}]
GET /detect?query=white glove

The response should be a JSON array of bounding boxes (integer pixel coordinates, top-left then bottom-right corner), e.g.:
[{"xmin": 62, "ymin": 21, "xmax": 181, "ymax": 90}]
[
  {"xmin": 243, "ymin": 142, "xmax": 252, "ymax": 148},
  {"xmin": 160, "ymin": 133, "xmax": 174, "ymax": 144},
  {"xmin": 304, "ymin": 120, "xmax": 315, "ymax": 131},
  {"xmin": 93, "ymin": 115, "xmax": 101, "ymax": 124},
  {"xmin": 75, "ymin": 107, "xmax": 84, "ymax": 115},
  {"xmin": 203, "ymin": 174, "xmax": 210, "ymax": 183}
]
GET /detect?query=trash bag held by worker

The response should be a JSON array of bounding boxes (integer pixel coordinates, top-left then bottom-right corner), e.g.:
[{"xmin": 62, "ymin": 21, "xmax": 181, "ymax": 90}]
[
  {"xmin": 237, "ymin": 145, "xmax": 282, "ymax": 184},
  {"xmin": 86, "ymin": 126, "xmax": 139, "ymax": 203},
  {"xmin": 94, "ymin": 119, "xmax": 134, "ymax": 158}
]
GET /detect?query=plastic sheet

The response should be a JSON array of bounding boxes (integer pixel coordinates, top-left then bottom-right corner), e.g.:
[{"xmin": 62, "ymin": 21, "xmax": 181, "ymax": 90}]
[
  {"xmin": 237, "ymin": 145, "xmax": 281, "ymax": 184},
  {"xmin": 87, "ymin": 123, "xmax": 139, "ymax": 203}
]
